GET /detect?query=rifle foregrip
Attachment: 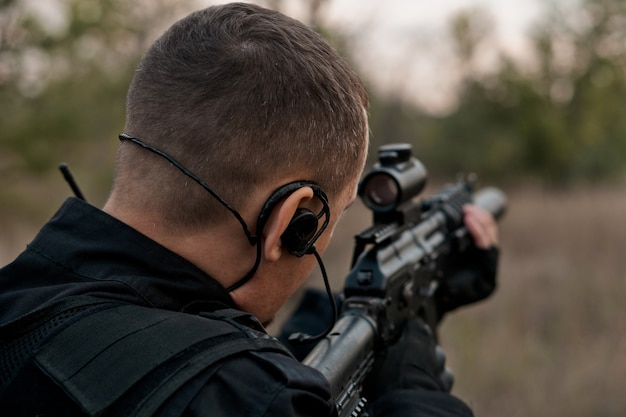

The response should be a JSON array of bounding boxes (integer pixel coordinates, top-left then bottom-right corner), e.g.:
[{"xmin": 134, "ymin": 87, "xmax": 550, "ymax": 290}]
[{"xmin": 473, "ymin": 187, "xmax": 507, "ymax": 220}]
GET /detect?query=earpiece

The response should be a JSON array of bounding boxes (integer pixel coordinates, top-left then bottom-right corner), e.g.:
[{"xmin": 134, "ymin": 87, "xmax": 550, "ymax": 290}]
[
  {"xmin": 281, "ymin": 208, "xmax": 319, "ymax": 256},
  {"xmin": 118, "ymin": 133, "xmax": 333, "ymax": 296},
  {"xmin": 255, "ymin": 181, "xmax": 330, "ymax": 258}
]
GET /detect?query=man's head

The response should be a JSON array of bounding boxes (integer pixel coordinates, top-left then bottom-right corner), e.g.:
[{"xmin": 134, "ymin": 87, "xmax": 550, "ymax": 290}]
[
  {"xmin": 105, "ymin": 3, "xmax": 369, "ymax": 322},
  {"xmin": 111, "ymin": 2, "xmax": 368, "ymax": 231}
]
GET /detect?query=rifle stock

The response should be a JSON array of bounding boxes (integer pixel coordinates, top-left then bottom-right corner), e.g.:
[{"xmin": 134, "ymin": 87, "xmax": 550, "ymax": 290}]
[{"xmin": 303, "ymin": 144, "xmax": 507, "ymax": 417}]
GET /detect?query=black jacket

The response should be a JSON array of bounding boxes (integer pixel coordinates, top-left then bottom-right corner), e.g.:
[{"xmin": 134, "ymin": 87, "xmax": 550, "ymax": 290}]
[{"xmin": 0, "ymin": 198, "xmax": 472, "ymax": 417}]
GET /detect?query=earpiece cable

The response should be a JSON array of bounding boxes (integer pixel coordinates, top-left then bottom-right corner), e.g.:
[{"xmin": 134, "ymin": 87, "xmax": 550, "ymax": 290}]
[
  {"xmin": 119, "ymin": 133, "xmax": 257, "ymax": 244},
  {"xmin": 118, "ymin": 132, "xmax": 338, "ymax": 338},
  {"xmin": 288, "ymin": 248, "xmax": 338, "ymax": 344}
]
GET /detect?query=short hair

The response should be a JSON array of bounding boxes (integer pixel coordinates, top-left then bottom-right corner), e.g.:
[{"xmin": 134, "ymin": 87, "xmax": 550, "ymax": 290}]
[{"xmin": 114, "ymin": 2, "xmax": 369, "ymax": 230}]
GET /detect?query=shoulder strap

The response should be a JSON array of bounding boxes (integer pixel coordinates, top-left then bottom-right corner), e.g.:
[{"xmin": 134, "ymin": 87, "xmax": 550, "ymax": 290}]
[
  {"xmin": 34, "ymin": 303, "xmax": 292, "ymax": 417},
  {"xmin": 0, "ymin": 295, "xmax": 121, "ymax": 393}
]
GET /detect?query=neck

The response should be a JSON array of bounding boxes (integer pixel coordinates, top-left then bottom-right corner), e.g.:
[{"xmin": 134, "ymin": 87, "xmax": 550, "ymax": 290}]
[{"xmin": 102, "ymin": 198, "xmax": 256, "ymax": 290}]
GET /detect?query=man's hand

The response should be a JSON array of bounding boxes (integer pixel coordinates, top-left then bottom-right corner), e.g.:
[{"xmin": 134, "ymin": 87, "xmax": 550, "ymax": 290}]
[
  {"xmin": 463, "ymin": 204, "xmax": 498, "ymax": 249},
  {"xmin": 363, "ymin": 319, "xmax": 474, "ymax": 417},
  {"xmin": 434, "ymin": 204, "xmax": 500, "ymax": 317}
]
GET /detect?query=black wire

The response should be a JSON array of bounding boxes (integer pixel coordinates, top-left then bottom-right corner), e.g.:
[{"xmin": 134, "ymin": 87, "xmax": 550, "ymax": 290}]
[
  {"xmin": 118, "ymin": 133, "xmax": 257, "ymax": 244},
  {"xmin": 118, "ymin": 133, "xmax": 339, "ymax": 324},
  {"xmin": 288, "ymin": 248, "xmax": 338, "ymax": 344}
]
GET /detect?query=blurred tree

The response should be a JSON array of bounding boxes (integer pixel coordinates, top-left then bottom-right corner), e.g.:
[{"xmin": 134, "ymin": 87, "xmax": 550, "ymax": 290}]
[
  {"xmin": 483, "ymin": 0, "xmax": 626, "ymax": 182},
  {"xmin": 3, "ymin": 0, "xmax": 626, "ymax": 221},
  {"xmin": 0, "ymin": 0, "xmax": 195, "ymax": 213},
  {"xmin": 367, "ymin": 0, "xmax": 626, "ymax": 184}
]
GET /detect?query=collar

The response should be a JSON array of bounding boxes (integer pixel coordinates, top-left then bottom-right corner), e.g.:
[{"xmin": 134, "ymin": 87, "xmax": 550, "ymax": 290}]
[{"xmin": 28, "ymin": 197, "xmax": 236, "ymax": 312}]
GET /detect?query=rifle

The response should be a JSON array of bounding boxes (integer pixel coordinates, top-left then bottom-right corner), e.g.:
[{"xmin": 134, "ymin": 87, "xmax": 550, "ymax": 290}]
[{"xmin": 302, "ymin": 143, "xmax": 507, "ymax": 417}]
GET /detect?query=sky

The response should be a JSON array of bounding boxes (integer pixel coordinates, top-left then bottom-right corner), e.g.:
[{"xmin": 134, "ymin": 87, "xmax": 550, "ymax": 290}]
[
  {"xmin": 24, "ymin": 0, "xmax": 562, "ymax": 113},
  {"xmin": 316, "ymin": 0, "xmax": 549, "ymax": 113},
  {"xmin": 325, "ymin": 0, "xmax": 543, "ymax": 47},
  {"xmin": 238, "ymin": 0, "xmax": 554, "ymax": 113}
]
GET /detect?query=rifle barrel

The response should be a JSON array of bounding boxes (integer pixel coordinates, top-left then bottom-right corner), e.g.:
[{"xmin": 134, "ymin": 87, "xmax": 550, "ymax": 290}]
[{"xmin": 303, "ymin": 312, "xmax": 376, "ymax": 404}]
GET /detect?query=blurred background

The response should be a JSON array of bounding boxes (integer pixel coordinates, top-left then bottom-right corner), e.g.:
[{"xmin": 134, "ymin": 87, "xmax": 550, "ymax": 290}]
[{"xmin": 1, "ymin": 0, "xmax": 625, "ymax": 415}]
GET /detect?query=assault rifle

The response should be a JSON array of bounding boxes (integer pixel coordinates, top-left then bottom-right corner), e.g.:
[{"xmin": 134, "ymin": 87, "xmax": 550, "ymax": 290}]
[{"xmin": 302, "ymin": 143, "xmax": 507, "ymax": 417}]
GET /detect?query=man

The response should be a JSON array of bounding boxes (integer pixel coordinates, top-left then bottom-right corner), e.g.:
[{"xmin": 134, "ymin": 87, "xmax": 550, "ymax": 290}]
[{"xmin": 0, "ymin": 3, "xmax": 499, "ymax": 416}]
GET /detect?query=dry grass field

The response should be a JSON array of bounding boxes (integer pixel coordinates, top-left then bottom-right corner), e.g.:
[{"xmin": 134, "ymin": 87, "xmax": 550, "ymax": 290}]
[
  {"xmin": 1, "ymin": 183, "xmax": 625, "ymax": 416},
  {"xmin": 443, "ymin": 183, "xmax": 626, "ymax": 417},
  {"xmin": 276, "ymin": 182, "xmax": 626, "ymax": 417}
]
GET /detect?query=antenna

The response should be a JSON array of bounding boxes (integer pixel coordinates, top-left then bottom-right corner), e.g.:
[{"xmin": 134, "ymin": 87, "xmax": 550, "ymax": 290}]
[{"xmin": 58, "ymin": 163, "xmax": 87, "ymax": 202}]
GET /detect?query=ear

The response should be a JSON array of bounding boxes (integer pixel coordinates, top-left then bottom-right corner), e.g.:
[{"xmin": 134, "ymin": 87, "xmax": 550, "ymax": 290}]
[{"xmin": 262, "ymin": 186, "xmax": 314, "ymax": 262}]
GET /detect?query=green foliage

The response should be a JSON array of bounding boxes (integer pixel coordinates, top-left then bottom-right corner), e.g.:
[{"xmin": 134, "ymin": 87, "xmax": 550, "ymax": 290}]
[
  {"xmin": 2, "ymin": 0, "xmax": 626, "ymax": 221},
  {"xmin": 0, "ymin": 0, "xmax": 195, "ymax": 213},
  {"xmin": 368, "ymin": 0, "xmax": 626, "ymax": 185}
]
